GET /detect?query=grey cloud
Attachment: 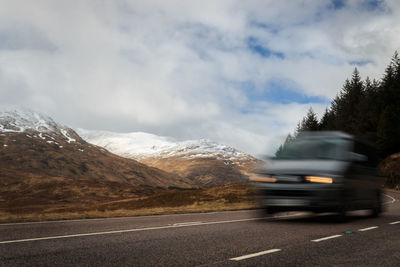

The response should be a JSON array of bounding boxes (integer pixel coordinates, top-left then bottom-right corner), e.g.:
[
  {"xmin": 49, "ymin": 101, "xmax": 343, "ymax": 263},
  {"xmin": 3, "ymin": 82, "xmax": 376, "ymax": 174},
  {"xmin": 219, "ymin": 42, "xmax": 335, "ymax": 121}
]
[
  {"xmin": 0, "ymin": 68, "xmax": 31, "ymax": 104},
  {"xmin": 0, "ymin": 26, "xmax": 56, "ymax": 52},
  {"xmin": 0, "ymin": 0, "xmax": 399, "ymax": 155}
]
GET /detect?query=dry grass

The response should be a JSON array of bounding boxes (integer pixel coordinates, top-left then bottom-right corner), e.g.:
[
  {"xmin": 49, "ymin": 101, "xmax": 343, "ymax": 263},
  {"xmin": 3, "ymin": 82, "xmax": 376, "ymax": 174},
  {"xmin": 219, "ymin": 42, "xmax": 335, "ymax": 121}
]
[
  {"xmin": 0, "ymin": 203, "xmax": 256, "ymax": 223},
  {"xmin": 0, "ymin": 183, "xmax": 260, "ymax": 223}
]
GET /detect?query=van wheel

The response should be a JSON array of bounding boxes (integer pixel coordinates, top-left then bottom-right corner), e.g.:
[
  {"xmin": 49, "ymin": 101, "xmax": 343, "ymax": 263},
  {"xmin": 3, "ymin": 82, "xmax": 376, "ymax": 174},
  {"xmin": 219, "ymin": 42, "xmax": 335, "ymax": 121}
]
[
  {"xmin": 258, "ymin": 207, "xmax": 275, "ymax": 217},
  {"xmin": 337, "ymin": 208, "xmax": 348, "ymax": 221},
  {"xmin": 371, "ymin": 192, "xmax": 382, "ymax": 217},
  {"xmin": 337, "ymin": 201, "xmax": 349, "ymax": 222},
  {"xmin": 265, "ymin": 207, "xmax": 276, "ymax": 215}
]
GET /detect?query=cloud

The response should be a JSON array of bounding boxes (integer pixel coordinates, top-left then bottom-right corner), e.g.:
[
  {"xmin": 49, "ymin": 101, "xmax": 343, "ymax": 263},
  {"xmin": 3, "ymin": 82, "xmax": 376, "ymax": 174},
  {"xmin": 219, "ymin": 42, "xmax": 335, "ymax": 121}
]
[{"xmin": 0, "ymin": 0, "xmax": 399, "ymax": 155}]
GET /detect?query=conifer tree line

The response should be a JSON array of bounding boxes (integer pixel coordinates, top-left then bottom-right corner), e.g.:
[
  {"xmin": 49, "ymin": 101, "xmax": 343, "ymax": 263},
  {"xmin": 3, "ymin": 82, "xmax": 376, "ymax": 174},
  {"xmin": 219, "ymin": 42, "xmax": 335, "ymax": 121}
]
[{"xmin": 276, "ymin": 51, "xmax": 400, "ymax": 159}]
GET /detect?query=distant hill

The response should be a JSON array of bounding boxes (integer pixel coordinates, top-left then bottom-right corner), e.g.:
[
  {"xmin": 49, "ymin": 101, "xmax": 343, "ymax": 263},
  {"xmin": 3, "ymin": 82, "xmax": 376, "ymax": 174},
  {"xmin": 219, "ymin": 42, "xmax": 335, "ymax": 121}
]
[
  {"xmin": 77, "ymin": 129, "xmax": 260, "ymax": 188},
  {"xmin": 0, "ymin": 106, "xmax": 193, "ymax": 213}
]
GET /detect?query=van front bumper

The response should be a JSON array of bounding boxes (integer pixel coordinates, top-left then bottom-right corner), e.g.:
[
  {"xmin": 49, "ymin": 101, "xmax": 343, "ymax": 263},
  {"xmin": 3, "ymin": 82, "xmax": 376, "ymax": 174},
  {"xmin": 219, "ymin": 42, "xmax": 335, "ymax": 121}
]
[{"xmin": 256, "ymin": 182, "xmax": 345, "ymax": 212}]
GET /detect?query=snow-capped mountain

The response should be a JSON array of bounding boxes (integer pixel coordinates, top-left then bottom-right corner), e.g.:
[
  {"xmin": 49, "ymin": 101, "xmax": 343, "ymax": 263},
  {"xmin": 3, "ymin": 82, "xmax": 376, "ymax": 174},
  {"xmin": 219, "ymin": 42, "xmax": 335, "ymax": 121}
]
[
  {"xmin": 77, "ymin": 129, "xmax": 260, "ymax": 188},
  {"xmin": 0, "ymin": 105, "xmax": 79, "ymax": 145},
  {"xmin": 76, "ymin": 129, "xmax": 255, "ymax": 163}
]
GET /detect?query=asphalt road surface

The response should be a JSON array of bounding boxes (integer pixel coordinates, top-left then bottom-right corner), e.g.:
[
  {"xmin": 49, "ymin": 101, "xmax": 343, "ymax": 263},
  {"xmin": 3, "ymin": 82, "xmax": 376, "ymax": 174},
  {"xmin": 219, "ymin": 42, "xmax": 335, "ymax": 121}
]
[{"xmin": 1, "ymin": 191, "xmax": 399, "ymax": 266}]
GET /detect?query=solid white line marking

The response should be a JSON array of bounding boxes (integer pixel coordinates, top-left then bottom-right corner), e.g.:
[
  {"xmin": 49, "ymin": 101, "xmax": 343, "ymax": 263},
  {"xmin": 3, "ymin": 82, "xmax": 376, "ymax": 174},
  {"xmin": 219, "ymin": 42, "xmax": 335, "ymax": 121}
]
[
  {"xmin": 311, "ymin": 234, "xmax": 342, "ymax": 242},
  {"xmin": 389, "ymin": 221, "xmax": 400, "ymax": 225},
  {"xmin": 383, "ymin": 193, "xmax": 396, "ymax": 204},
  {"xmin": 358, "ymin": 226, "xmax": 378, "ymax": 232},
  {"xmin": 0, "ymin": 213, "xmax": 302, "ymax": 245},
  {"xmin": 0, "ymin": 213, "xmax": 207, "ymax": 226},
  {"xmin": 0, "ymin": 209, "xmax": 261, "ymax": 226},
  {"xmin": 230, "ymin": 249, "xmax": 281, "ymax": 261}
]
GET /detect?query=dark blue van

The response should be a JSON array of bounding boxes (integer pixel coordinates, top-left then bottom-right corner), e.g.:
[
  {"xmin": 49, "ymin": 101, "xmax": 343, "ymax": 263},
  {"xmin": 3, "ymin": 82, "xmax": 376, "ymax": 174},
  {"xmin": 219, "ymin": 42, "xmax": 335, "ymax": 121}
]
[{"xmin": 251, "ymin": 132, "xmax": 384, "ymax": 217}]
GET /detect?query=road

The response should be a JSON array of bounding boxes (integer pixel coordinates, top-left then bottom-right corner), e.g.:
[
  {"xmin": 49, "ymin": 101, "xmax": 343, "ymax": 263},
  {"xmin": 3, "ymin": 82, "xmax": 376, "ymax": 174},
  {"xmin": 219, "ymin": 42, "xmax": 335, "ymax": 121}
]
[{"xmin": 1, "ymin": 191, "xmax": 399, "ymax": 266}]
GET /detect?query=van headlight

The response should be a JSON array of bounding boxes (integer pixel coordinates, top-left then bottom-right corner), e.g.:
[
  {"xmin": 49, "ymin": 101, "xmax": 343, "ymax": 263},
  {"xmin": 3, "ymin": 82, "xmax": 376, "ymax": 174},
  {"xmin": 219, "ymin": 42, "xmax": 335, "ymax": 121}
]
[
  {"xmin": 305, "ymin": 176, "xmax": 333, "ymax": 184},
  {"xmin": 249, "ymin": 176, "xmax": 277, "ymax": 183}
]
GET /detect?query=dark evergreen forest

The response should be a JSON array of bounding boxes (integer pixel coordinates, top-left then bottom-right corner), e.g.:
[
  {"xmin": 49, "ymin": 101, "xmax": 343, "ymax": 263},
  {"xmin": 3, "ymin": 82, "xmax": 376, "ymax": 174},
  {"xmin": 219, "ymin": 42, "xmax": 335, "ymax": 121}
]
[{"xmin": 277, "ymin": 51, "xmax": 400, "ymax": 160}]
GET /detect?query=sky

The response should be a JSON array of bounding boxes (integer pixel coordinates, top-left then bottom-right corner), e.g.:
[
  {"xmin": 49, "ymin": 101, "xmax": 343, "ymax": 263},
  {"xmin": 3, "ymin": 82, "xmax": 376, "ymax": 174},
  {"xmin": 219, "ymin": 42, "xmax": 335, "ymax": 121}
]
[{"xmin": 0, "ymin": 0, "xmax": 399, "ymax": 156}]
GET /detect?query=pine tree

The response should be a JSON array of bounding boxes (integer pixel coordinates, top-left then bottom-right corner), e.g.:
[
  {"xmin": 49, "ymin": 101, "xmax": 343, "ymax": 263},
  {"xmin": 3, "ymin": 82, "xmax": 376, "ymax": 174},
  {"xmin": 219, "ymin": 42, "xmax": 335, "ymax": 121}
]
[
  {"xmin": 377, "ymin": 51, "xmax": 400, "ymax": 156},
  {"xmin": 319, "ymin": 108, "xmax": 335, "ymax": 130},
  {"xmin": 276, "ymin": 51, "xmax": 400, "ymax": 159},
  {"xmin": 329, "ymin": 68, "xmax": 364, "ymax": 135},
  {"xmin": 295, "ymin": 107, "xmax": 319, "ymax": 134},
  {"xmin": 358, "ymin": 77, "xmax": 380, "ymax": 143}
]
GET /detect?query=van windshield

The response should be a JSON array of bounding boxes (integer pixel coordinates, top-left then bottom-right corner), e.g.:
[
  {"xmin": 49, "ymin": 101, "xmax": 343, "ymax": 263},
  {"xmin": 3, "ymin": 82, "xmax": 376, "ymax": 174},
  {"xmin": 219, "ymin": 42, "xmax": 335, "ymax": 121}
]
[{"xmin": 276, "ymin": 137, "xmax": 351, "ymax": 160}]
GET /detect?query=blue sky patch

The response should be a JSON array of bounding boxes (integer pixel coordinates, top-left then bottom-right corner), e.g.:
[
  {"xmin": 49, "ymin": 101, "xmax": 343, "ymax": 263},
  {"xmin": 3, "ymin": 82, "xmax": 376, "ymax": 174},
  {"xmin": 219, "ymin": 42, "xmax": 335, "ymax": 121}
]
[
  {"xmin": 240, "ymin": 80, "xmax": 329, "ymax": 111},
  {"xmin": 360, "ymin": 0, "xmax": 385, "ymax": 12},
  {"xmin": 348, "ymin": 59, "xmax": 373, "ymax": 66},
  {"xmin": 250, "ymin": 22, "xmax": 280, "ymax": 35},
  {"xmin": 332, "ymin": 0, "xmax": 345, "ymax": 9},
  {"xmin": 261, "ymin": 83, "xmax": 328, "ymax": 104},
  {"xmin": 331, "ymin": 0, "xmax": 387, "ymax": 13},
  {"xmin": 247, "ymin": 37, "xmax": 284, "ymax": 59}
]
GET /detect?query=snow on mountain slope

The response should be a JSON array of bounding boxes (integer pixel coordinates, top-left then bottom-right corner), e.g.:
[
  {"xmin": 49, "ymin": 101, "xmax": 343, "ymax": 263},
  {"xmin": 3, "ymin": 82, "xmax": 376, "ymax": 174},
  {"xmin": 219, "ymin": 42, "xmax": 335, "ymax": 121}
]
[
  {"xmin": 0, "ymin": 106, "xmax": 257, "ymax": 166},
  {"xmin": 0, "ymin": 105, "xmax": 78, "ymax": 144},
  {"xmin": 76, "ymin": 129, "xmax": 255, "ymax": 162},
  {"xmin": 76, "ymin": 129, "xmax": 260, "ymax": 187}
]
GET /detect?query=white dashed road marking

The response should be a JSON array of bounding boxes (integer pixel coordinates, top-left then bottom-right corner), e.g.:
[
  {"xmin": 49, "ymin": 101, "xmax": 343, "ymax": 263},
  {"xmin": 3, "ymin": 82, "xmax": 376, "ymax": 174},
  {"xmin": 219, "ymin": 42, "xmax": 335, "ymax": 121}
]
[
  {"xmin": 358, "ymin": 226, "xmax": 378, "ymax": 232},
  {"xmin": 230, "ymin": 249, "xmax": 281, "ymax": 261},
  {"xmin": 311, "ymin": 234, "xmax": 342, "ymax": 242},
  {"xmin": 389, "ymin": 221, "xmax": 400, "ymax": 225}
]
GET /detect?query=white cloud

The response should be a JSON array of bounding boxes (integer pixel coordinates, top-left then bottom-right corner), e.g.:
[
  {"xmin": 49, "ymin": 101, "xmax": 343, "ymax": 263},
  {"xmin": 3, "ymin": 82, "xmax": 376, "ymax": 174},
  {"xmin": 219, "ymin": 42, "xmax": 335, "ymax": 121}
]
[{"xmin": 0, "ymin": 0, "xmax": 399, "ymax": 155}]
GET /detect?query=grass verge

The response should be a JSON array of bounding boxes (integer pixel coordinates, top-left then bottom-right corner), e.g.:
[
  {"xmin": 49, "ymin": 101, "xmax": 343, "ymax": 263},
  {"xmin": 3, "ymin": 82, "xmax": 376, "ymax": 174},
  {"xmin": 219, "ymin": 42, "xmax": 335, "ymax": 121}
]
[{"xmin": 0, "ymin": 183, "xmax": 260, "ymax": 223}]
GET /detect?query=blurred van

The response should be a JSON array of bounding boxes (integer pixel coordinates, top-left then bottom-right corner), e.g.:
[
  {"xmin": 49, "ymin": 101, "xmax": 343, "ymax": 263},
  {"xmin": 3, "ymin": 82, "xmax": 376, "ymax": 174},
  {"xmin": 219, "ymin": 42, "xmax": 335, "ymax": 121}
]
[{"xmin": 251, "ymin": 132, "xmax": 384, "ymax": 217}]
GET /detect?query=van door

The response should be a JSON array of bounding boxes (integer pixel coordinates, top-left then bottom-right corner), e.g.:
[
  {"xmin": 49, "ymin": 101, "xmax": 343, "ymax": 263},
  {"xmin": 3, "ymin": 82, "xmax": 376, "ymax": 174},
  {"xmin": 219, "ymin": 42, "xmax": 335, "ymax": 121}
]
[{"xmin": 353, "ymin": 141, "xmax": 379, "ymax": 207}]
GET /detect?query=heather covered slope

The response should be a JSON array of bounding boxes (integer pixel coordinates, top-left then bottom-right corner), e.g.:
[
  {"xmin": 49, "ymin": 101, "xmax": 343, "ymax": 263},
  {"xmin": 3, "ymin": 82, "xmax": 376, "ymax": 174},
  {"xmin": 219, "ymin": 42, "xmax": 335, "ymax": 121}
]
[{"xmin": 0, "ymin": 131, "xmax": 192, "ymax": 190}]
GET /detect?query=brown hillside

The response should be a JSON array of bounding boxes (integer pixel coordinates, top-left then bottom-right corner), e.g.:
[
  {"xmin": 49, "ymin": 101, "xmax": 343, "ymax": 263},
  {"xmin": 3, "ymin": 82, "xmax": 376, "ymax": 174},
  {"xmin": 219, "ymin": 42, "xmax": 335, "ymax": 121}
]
[
  {"xmin": 380, "ymin": 152, "xmax": 400, "ymax": 190},
  {"xmin": 141, "ymin": 156, "xmax": 259, "ymax": 188},
  {"xmin": 0, "ymin": 130, "xmax": 194, "ymax": 213},
  {"xmin": 0, "ymin": 131, "xmax": 191, "ymax": 189}
]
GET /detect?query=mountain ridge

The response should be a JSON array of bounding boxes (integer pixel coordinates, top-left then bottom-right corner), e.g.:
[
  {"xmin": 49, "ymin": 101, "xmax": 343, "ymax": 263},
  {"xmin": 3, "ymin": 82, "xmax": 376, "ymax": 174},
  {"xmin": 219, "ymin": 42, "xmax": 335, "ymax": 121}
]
[
  {"xmin": 76, "ymin": 129, "xmax": 255, "ymax": 162},
  {"xmin": 0, "ymin": 106, "xmax": 194, "ymax": 214},
  {"xmin": 77, "ymin": 128, "xmax": 260, "ymax": 187}
]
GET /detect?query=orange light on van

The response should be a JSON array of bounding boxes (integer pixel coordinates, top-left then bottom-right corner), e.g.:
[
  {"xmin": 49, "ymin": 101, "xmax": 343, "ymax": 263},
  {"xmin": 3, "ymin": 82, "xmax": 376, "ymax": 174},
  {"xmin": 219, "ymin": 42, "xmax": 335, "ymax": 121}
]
[
  {"xmin": 249, "ymin": 176, "xmax": 277, "ymax": 183},
  {"xmin": 305, "ymin": 176, "xmax": 333, "ymax": 184}
]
